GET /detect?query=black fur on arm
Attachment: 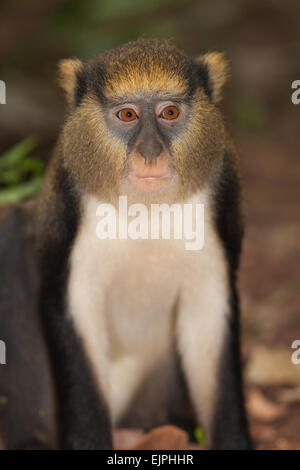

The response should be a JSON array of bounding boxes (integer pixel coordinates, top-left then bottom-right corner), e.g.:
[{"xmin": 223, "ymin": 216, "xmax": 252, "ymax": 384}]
[
  {"xmin": 37, "ymin": 166, "xmax": 112, "ymax": 450},
  {"xmin": 210, "ymin": 142, "xmax": 252, "ymax": 450}
]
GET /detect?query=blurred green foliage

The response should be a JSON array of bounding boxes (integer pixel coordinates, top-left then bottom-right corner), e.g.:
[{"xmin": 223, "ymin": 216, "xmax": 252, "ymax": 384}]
[
  {"xmin": 194, "ymin": 426, "xmax": 206, "ymax": 447},
  {"xmin": 235, "ymin": 98, "xmax": 266, "ymax": 133},
  {"xmin": 0, "ymin": 138, "xmax": 45, "ymax": 204},
  {"xmin": 48, "ymin": 0, "xmax": 184, "ymax": 59}
]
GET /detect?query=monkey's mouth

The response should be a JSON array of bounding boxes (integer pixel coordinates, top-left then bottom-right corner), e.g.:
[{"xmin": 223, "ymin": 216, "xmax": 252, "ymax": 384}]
[
  {"xmin": 124, "ymin": 152, "xmax": 174, "ymax": 193},
  {"xmin": 126, "ymin": 172, "xmax": 173, "ymax": 193}
]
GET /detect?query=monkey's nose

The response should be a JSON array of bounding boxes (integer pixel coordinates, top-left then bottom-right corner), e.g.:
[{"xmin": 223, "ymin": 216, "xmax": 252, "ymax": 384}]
[{"xmin": 137, "ymin": 138, "xmax": 163, "ymax": 161}]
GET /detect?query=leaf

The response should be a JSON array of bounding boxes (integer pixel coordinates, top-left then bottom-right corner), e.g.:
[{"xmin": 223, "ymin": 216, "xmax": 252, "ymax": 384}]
[
  {"xmin": 22, "ymin": 157, "xmax": 45, "ymax": 176},
  {"xmin": 0, "ymin": 137, "xmax": 45, "ymax": 204},
  {"xmin": 194, "ymin": 426, "xmax": 206, "ymax": 447},
  {"xmin": 0, "ymin": 177, "xmax": 43, "ymax": 204},
  {"xmin": 0, "ymin": 137, "xmax": 37, "ymax": 170}
]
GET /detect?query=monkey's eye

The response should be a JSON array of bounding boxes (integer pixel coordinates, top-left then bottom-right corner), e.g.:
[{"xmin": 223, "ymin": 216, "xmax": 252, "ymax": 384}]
[
  {"xmin": 160, "ymin": 105, "xmax": 180, "ymax": 120},
  {"xmin": 117, "ymin": 108, "xmax": 138, "ymax": 122}
]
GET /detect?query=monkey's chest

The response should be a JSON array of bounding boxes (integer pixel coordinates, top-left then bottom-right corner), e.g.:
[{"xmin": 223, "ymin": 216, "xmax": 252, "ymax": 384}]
[
  {"xmin": 68, "ymin": 194, "xmax": 197, "ymax": 351},
  {"xmin": 70, "ymin": 234, "xmax": 185, "ymax": 347},
  {"xmin": 67, "ymin": 193, "xmax": 209, "ymax": 423},
  {"xmin": 68, "ymin": 234, "xmax": 189, "ymax": 423}
]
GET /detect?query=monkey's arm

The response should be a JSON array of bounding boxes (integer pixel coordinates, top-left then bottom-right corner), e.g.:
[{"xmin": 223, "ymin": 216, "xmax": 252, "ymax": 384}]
[
  {"xmin": 36, "ymin": 167, "xmax": 112, "ymax": 450},
  {"xmin": 210, "ymin": 142, "xmax": 250, "ymax": 449}
]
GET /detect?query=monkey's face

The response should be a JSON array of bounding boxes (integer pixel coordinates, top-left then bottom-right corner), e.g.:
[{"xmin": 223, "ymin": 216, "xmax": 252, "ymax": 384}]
[
  {"xmin": 60, "ymin": 39, "xmax": 228, "ymax": 200},
  {"xmin": 104, "ymin": 94, "xmax": 188, "ymax": 194}
]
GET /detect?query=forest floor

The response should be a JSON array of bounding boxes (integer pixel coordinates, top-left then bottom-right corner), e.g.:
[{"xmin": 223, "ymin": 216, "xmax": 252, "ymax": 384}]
[{"xmin": 238, "ymin": 108, "xmax": 300, "ymax": 450}]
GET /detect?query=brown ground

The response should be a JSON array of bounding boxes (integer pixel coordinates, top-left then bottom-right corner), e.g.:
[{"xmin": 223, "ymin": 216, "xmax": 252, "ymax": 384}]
[{"xmin": 239, "ymin": 109, "xmax": 300, "ymax": 450}]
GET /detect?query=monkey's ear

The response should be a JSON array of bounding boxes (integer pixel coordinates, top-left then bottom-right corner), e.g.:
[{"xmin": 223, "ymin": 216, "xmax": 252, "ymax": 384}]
[
  {"xmin": 196, "ymin": 52, "xmax": 229, "ymax": 103},
  {"xmin": 58, "ymin": 58, "xmax": 84, "ymax": 107}
]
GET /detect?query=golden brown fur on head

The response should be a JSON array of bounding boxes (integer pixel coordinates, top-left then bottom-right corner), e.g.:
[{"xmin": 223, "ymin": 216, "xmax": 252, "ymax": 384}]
[
  {"xmin": 55, "ymin": 38, "xmax": 229, "ymax": 203},
  {"xmin": 97, "ymin": 39, "xmax": 188, "ymax": 98}
]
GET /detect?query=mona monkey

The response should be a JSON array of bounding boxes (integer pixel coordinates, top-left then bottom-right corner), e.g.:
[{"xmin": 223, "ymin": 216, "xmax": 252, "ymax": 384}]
[{"xmin": 0, "ymin": 39, "xmax": 251, "ymax": 450}]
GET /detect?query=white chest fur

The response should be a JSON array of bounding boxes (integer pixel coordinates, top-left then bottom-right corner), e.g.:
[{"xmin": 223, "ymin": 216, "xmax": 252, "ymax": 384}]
[{"xmin": 67, "ymin": 190, "xmax": 228, "ymax": 424}]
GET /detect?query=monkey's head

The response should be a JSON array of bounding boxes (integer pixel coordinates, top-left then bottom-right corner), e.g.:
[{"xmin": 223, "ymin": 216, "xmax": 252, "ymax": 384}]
[{"xmin": 59, "ymin": 38, "xmax": 228, "ymax": 201}]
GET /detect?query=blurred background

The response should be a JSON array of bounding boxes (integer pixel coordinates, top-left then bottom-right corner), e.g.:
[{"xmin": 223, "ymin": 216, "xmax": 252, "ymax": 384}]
[{"xmin": 0, "ymin": 0, "xmax": 299, "ymax": 449}]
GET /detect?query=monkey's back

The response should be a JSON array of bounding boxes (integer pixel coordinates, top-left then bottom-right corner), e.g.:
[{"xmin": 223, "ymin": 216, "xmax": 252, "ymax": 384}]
[{"xmin": 0, "ymin": 207, "xmax": 57, "ymax": 449}]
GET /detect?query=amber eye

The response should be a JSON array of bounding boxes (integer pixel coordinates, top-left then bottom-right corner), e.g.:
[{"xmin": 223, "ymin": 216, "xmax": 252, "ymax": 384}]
[
  {"xmin": 117, "ymin": 108, "xmax": 138, "ymax": 122},
  {"xmin": 160, "ymin": 105, "xmax": 180, "ymax": 120}
]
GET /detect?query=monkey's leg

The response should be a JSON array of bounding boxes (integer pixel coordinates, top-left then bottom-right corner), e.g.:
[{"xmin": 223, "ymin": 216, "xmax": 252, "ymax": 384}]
[
  {"xmin": 39, "ymin": 233, "xmax": 112, "ymax": 450},
  {"xmin": 40, "ymin": 301, "xmax": 112, "ymax": 450},
  {"xmin": 176, "ymin": 263, "xmax": 251, "ymax": 450}
]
